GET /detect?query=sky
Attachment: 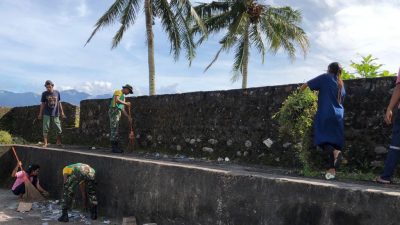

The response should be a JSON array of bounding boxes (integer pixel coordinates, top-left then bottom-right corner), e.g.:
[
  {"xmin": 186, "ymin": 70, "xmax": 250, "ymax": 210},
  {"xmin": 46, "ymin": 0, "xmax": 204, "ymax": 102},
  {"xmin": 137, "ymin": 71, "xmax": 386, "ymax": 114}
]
[{"xmin": 0, "ymin": 0, "xmax": 399, "ymax": 96}]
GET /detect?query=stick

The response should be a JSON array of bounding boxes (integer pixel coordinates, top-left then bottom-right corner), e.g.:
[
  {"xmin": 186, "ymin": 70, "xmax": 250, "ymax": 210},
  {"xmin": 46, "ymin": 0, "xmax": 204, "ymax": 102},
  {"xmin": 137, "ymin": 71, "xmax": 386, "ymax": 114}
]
[{"xmin": 11, "ymin": 146, "xmax": 23, "ymax": 171}]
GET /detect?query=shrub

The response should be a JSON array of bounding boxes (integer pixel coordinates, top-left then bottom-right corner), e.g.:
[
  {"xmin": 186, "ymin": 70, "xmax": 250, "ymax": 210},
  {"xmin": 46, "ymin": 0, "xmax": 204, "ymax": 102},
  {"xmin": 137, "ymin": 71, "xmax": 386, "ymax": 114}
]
[
  {"xmin": 273, "ymin": 88, "xmax": 317, "ymax": 173},
  {"xmin": 0, "ymin": 130, "xmax": 12, "ymax": 144}
]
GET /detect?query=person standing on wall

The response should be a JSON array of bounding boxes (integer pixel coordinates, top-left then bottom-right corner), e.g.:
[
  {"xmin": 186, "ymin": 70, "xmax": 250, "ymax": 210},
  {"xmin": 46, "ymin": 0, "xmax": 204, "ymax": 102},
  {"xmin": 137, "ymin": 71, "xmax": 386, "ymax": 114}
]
[
  {"xmin": 376, "ymin": 68, "xmax": 400, "ymax": 184},
  {"xmin": 300, "ymin": 62, "xmax": 346, "ymax": 180},
  {"xmin": 38, "ymin": 80, "xmax": 66, "ymax": 148},
  {"xmin": 58, "ymin": 163, "xmax": 98, "ymax": 222},
  {"xmin": 109, "ymin": 84, "xmax": 133, "ymax": 153}
]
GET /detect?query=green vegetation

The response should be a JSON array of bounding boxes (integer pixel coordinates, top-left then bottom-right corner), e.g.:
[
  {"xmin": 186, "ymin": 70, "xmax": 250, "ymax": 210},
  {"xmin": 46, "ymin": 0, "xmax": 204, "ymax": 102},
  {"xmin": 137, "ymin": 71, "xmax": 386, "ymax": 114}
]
[
  {"xmin": 0, "ymin": 130, "xmax": 12, "ymax": 144},
  {"xmin": 194, "ymin": 1, "xmax": 309, "ymax": 88},
  {"xmin": 86, "ymin": 0, "xmax": 206, "ymax": 95},
  {"xmin": 343, "ymin": 54, "xmax": 396, "ymax": 80},
  {"xmin": 273, "ymin": 88, "xmax": 317, "ymax": 174}
]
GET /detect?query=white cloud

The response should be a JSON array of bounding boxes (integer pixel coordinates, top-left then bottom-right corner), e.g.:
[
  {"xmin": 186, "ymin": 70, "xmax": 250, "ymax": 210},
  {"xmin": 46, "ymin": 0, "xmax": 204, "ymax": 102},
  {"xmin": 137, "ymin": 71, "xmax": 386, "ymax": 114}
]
[
  {"xmin": 80, "ymin": 81, "xmax": 113, "ymax": 94},
  {"xmin": 314, "ymin": 2, "xmax": 400, "ymax": 71},
  {"xmin": 77, "ymin": 0, "xmax": 89, "ymax": 17}
]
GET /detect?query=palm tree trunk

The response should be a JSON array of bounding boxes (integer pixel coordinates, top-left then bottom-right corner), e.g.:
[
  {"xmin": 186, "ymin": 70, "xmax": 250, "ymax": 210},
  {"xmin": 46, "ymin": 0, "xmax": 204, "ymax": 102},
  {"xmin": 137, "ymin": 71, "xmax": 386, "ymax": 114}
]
[
  {"xmin": 242, "ymin": 24, "xmax": 250, "ymax": 89},
  {"xmin": 145, "ymin": 0, "xmax": 156, "ymax": 95}
]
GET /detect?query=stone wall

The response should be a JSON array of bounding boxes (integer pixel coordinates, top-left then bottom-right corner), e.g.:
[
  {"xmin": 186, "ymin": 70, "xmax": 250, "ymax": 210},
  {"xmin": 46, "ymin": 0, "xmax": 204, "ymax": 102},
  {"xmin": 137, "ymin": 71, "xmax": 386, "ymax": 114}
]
[
  {"xmin": 1, "ymin": 146, "xmax": 400, "ymax": 225},
  {"xmin": 80, "ymin": 77, "xmax": 396, "ymax": 170},
  {"xmin": 0, "ymin": 77, "xmax": 397, "ymax": 170},
  {"xmin": 0, "ymin": 102, "xmax": 78, "ymax": 144}
]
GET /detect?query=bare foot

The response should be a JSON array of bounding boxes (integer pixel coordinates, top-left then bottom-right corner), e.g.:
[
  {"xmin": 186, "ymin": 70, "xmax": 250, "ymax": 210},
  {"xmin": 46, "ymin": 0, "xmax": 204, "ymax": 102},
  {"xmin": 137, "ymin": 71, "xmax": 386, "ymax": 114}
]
[{"xmin": 43, "ymin": 144, "xmax": 48, "ymax": 148}]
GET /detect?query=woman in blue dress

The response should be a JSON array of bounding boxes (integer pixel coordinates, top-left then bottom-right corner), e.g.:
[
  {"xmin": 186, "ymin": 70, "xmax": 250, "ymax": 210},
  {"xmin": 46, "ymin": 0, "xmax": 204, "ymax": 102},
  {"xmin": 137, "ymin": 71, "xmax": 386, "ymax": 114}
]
[{"xmin": 301, "ymin": 62, "xmax": 346, "ymax": 180}]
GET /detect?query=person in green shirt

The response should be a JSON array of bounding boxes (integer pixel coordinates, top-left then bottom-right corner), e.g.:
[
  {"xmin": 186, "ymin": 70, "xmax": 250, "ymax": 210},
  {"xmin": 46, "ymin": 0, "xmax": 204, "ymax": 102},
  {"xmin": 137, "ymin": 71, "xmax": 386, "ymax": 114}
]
[
  {"xmin": 58, "ymin": 163, "xmax": 97, "ymax": 222},
  {"xmin": 109, "ymin": 84, "xmax": 133, "ymax": 153}
]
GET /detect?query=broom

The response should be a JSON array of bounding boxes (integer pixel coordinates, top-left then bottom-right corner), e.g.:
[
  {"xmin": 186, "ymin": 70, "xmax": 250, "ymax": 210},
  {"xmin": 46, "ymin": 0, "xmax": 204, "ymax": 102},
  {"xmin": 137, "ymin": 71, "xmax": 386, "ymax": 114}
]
[
  {"xmin": 127, "ymin": 105, "xmax": 135, "ymax": 153},
  {"xmin": 11, "ymin": 146, "xmax": 45, "ymax": 203}
]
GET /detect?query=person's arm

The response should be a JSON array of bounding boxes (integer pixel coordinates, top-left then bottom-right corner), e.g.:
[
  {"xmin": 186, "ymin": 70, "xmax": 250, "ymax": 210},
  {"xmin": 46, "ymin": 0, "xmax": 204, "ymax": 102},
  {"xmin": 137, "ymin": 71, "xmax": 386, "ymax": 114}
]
[
  {"xmin": 59, "ymin": 102, "xmax": 66, "ymax": 118},
  {"xmin": 79, "ymin": 182, "xmax": 88, "ymax": 209},
  {"xmin": 38, "ymin": 103, "xmax": 45, "ymax": 119},
  {"xmin": 36, "ymin": 182, "xmax": 49, "ymax": 196},
  {"xmin": 11, "ymin": 162, "xmax": 22, "ymax": 177},
  {"xmin": 115, "ymin": 95, "xmax": 130, "ymax": 106},
  {"xmin": 385, "ymin": 85, "xmax": 400, "ymax": 125}
]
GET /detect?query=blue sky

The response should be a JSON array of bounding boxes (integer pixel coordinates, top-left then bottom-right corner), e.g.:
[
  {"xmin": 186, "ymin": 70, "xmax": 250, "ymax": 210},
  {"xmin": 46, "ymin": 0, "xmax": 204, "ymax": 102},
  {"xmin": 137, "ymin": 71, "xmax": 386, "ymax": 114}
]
[{"xmin": 0, "ymin": 0, "xmax": 399, "ymax": 95}]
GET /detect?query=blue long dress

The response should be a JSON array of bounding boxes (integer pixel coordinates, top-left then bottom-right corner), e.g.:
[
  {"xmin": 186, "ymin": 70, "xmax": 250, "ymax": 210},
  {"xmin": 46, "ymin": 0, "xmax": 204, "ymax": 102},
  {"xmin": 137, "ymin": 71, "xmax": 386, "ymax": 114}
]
[{"xmin": 307, "ymin": 73, "xmax": 346, "ymax": 149}]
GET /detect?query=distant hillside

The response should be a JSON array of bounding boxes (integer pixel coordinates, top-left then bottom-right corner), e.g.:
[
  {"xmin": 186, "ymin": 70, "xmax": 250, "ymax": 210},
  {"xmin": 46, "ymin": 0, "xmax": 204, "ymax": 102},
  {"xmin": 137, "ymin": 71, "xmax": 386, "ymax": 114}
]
[
  {"xmin": 0, "ymin": 107, "xmax": 10, "ymax": 119},
  {"xmin": 0, "ymin": 90, "xmax": 112, "ymax": 107}
]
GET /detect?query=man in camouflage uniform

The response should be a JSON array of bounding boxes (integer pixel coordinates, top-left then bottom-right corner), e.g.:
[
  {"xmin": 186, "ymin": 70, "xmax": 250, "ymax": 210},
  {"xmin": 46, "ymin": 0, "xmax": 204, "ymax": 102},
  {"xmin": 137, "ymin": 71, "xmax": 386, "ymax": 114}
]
[
  {"xmin": 109, "ymin": 84, "xmax": 133, "ymax": 153},
  {"xmin": 58, "ymin": 163, "xmax": 97, "ymax": 222}
]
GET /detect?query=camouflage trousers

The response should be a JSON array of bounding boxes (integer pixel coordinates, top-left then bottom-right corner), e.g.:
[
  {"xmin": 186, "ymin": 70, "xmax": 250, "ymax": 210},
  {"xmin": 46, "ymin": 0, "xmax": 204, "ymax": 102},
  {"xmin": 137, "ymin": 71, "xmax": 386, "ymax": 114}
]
[
  {"xmin": 61, "ymin": 171, "xmax": 97, "ymax": 210},
  {"xmin": 108, "ymin": 107, "xmax": 121, "ymax": 141}
]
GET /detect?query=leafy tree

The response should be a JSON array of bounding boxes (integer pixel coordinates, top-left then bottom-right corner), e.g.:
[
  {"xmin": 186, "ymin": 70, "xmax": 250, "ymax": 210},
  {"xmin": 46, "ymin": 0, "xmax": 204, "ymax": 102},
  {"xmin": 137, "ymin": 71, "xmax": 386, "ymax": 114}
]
[
  {"xmin": 85, "ymin": 0, "xmax": 206, "ymax": 95},
  {"xmin": 193, "ymin": 0, "xmax": 309, "ymax": 88},
  {"xmin": 342, "ymin": 54, "xmax": 396, "ymax": 80}
]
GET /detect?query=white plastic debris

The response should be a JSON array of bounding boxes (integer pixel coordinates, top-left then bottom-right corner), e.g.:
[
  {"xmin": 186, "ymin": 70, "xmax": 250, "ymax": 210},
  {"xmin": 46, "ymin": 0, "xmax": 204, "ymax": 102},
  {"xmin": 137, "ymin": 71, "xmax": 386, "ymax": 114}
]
[{"xmin": 263, "ymin": 138, "xmax": 274, "ymax": 148}]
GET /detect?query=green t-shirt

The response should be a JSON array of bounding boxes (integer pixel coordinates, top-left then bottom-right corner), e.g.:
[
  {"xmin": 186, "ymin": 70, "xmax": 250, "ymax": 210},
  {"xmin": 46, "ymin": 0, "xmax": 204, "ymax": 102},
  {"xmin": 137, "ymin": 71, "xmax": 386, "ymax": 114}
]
[{"xmin": 110, "ymin": 90, "xmax": 125, "ymax": 110}]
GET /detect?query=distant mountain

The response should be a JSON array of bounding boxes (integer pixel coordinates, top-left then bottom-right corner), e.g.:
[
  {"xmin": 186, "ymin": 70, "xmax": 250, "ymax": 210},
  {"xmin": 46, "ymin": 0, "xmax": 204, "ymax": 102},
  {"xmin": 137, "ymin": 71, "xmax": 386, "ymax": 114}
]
[{"xmin": 0, "ymin": 89, "xmax": 112, "ymax": 107}]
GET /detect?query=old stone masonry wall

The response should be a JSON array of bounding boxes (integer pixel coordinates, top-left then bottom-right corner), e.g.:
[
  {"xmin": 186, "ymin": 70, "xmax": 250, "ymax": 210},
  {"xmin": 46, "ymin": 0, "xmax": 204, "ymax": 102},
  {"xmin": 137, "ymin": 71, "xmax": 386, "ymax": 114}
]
[
  {"xmin": 0, "ymin": 77, "xmax": 396, "ymax": 170},
  {"xmin": 79, "ymin": 77, "xmax": 396, "ymax": 170}
]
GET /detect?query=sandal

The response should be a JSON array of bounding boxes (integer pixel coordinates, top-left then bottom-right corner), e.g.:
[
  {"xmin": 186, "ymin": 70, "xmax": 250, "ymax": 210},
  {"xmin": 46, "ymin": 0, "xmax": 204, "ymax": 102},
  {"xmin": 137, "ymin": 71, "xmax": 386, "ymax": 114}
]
[
  {"xmin": 375, "ymin": 177, "xmax": 391, "ymax": 184},
  {"xmin": 325, "ymin": 172, "xmax": 336, "ymax": 180}
]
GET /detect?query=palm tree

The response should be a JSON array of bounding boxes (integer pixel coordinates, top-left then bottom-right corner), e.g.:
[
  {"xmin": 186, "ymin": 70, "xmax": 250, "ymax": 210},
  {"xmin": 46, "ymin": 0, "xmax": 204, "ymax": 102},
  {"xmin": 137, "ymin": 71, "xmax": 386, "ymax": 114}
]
[
  {"xmin": 194, "ymin": 0, "xmax": 309, "ymax": 88},
  {"xmin": 85, "ymin": 0, "xmax": 205, "ymax": 95}
]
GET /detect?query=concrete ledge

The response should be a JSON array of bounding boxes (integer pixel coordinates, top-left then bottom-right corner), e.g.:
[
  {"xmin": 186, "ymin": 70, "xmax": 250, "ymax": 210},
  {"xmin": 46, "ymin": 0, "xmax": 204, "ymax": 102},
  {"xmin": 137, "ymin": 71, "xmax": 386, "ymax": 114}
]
[{"xmin": 1, "ymin": 145, "xmax": 399, "ymax": 225}]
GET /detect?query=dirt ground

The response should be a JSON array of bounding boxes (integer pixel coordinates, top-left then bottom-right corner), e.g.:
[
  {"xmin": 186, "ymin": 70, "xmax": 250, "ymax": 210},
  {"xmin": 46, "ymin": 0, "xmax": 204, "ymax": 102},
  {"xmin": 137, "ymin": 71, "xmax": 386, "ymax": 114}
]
[{"xmin": 0, "ymin": 189, "xmax": 118, "ymax": 225}]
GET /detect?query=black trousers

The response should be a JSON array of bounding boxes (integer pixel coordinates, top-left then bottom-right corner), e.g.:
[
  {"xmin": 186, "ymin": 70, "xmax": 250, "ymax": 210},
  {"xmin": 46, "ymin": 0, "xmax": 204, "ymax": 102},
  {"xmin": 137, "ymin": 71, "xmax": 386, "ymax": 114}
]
[
  {"xmin": 12, "ymin": 183, "xmax": 25, "ymax": 196},
  {"xmin": 319, "ymin": 143, "xmax": 341, "ymax": 169}
]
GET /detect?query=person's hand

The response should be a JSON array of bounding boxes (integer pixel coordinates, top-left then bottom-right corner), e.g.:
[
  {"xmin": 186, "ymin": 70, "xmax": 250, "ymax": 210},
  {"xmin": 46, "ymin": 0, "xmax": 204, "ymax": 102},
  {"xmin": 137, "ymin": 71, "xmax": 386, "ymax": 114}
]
[
  {"xmin": 61, "ymin": 113, "xmax": 66, "ymax": 119},
  {"xmin": 385, "ymin": 108, "xmax": 393, "ymax": 125},
  {"xmin": 125, "ymin": 101, "xmax": 131, "ymax": 106},
  {"xmin": 17, "ymin": 161, "xmax": 22, "ymax": 168},
  {"xmin": 42, "ymin": 191, "xmax": 50, "ymax": 197},
  {"xmin": 37, "ymin": 114, "xmax": 43, "ymax": 120}
]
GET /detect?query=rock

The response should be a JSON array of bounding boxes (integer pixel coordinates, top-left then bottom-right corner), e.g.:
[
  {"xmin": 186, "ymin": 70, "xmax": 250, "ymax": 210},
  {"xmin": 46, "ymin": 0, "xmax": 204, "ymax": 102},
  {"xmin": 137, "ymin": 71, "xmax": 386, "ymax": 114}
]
[
  {"xmin": 196, "ymin": 138, "xmax": 201, "ymax": 142},
  {"xmin": 374, "ymin": 146, "xmax": 387, "ymax": 154},
  {"xmin": 147, "ymin": 135, "xmax": 153, "ymax": 141},
  {"xmin": 122, "ymin": 217, "xmax": 137, "ymax": 225},
  {"xmin": 225, "ymin": 157, "xmax": 230, "ymax": 162},
  {"xmin": 157, "ymin": 135, "xmax": 163, "ymax": 141},
  {"xmin": 236, "ymin": 151, "xmax": 242, "ymax": 157},
  {"xmin": 226, "ymin": 139, "xmax": 233, "ymax": 146},
  {"xmin": 202, "ymin": 147, "xmax": 214, "ymax": 153},
  {"xmin": 370, "ymin": 160, "xmax": 384, "ymax": 168},
  {"xmin": 208, "ymin": 139, "xmax": 218, "ymax": 145},
  {"xmin": 263, "ymin": 138, "xmax": 273, "ymax": 148},
  {"xmin": 258, "ymin": 153, "xmax": 265, "ymax": 158},
  {"xmin": 190, "ymin": 139, "xmax": 196, "ymax": 145},
  {"xmin": 185, "ymin": 138, "xmax": 190, "ymax": 143},
  {"xmin": 245, "ymin": 140, "xmax": 252, "ymax": 148},
  {"xmin": 275, "ymin": 157, "xmax": 280, "ymax": 162},
  {"xmin": 282, "ymin": 142, "xmax": 291, "ymax": 148},
  {"xmin": 217, "ymin": 157, "xmax": 224, "ymax": 162},
  {"xmin": 176, "ymin": 145, "xmax": 182, "ymax": 151},
  {"xmin": 243, "ymin": 151, "xmax": 249, "ymax": 157}
]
